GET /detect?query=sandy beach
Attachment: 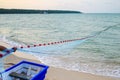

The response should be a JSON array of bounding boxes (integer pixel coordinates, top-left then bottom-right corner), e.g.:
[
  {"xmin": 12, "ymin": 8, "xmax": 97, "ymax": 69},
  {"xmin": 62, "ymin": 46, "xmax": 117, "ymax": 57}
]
[{"xmin": 1, "ymin": 41, "xmax": 119, "ymax": 80}]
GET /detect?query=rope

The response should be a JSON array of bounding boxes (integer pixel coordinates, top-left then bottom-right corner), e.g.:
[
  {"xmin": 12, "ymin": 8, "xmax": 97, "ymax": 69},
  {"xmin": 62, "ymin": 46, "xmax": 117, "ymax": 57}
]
[
  {"xmin": 0, "ymin": 35, "xmax": 93, "ymax": 57},
  {"xmin": 17, "ymin": 35, "xmax": 93, "ymax": 49}
]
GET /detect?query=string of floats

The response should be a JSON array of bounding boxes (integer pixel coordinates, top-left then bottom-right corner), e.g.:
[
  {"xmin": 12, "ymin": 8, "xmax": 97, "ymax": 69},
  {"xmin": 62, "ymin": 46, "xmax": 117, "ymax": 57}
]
[
  {"xmin": 19, "ymin": 36, "xmax": 93, "ymax": 49},
  {"xmin": 0, "ymin": 23, "xmax": 117, "ymax": 58},
  {"xmin": 0, "ymin": 35, "xmax": 94, "ymax": 58}
]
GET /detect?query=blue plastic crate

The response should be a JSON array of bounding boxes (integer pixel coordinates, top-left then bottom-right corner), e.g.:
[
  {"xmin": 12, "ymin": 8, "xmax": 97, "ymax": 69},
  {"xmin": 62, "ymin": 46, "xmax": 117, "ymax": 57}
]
[{"xmin": 1, "ymin": 60, "xmax": 49, "ymax": 80}]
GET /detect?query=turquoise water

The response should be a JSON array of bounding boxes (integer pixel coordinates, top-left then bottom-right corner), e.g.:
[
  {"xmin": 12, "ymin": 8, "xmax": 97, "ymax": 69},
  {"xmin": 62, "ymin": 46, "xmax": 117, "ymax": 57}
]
[{"xmin": 0, "ymin": 14, "xmax": 120, "ymax": 77}]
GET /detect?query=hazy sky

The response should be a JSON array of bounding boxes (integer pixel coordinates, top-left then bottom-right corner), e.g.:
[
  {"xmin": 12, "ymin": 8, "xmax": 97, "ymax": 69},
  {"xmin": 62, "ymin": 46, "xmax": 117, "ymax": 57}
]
[{"xmin": 0, "ymin": 0, "xmax": 120, "ymax": 13}]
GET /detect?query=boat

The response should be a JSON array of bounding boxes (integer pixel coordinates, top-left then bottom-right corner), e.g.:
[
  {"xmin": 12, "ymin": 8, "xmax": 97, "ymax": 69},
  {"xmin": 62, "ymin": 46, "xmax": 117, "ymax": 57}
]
[{"xmin": 0, "ymin": 61, "xmax": 49, "ymax": 80}]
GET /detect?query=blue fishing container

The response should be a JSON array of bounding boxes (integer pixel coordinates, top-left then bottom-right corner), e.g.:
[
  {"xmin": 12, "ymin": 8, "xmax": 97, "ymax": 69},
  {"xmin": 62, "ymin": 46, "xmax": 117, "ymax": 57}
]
[{"xmin": 1, "ymin": 61, "xmax": 49, "ymax": 80}]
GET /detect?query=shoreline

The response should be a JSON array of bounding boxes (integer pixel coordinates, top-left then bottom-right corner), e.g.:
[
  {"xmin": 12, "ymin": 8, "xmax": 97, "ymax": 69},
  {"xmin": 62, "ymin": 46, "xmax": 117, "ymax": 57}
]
[{"xmin": 1, "ymin": 41, "xmax": 119, "ymax": 80}]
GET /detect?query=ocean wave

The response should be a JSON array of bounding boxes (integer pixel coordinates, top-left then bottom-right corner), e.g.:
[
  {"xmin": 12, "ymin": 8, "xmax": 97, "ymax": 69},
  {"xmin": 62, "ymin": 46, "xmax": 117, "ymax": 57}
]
[{"xmin": 35, "ymin": 54, "xmax": 120, "ymax": 78}]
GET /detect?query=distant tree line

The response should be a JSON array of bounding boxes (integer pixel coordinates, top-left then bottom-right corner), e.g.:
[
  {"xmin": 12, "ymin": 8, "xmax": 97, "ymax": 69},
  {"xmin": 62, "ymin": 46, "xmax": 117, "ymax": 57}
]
[{"xmin": 0, "ymin": 9, "xmax": 81, "ymax": 14}]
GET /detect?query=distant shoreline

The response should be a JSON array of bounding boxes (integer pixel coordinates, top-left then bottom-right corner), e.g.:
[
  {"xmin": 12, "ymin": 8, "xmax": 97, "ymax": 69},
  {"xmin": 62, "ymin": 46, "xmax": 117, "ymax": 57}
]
[{"xmin": 0, "ymin": 9, "xmax": 81, "ymax": 14}]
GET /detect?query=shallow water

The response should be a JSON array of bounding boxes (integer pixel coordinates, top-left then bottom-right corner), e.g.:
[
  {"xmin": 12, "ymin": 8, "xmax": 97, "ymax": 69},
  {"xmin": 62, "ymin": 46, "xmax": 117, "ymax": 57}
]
[{"xmin": 0, "ymin": 13, "xmax": 120, "ymax": 77}]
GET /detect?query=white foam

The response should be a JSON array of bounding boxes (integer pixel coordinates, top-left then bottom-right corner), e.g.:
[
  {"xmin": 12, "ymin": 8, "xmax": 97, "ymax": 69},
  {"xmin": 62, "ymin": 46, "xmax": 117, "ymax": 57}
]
[{"xmin": 32, "ymin": 53, "xmax": 120, "ymax": 78}]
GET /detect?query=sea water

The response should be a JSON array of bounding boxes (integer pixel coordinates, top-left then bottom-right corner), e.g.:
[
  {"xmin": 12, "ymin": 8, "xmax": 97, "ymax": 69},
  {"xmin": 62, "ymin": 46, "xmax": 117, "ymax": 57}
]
[{"xmin": 0, "ymin": 13, "xmax": 120, "ymax": 78}]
